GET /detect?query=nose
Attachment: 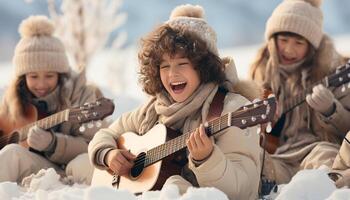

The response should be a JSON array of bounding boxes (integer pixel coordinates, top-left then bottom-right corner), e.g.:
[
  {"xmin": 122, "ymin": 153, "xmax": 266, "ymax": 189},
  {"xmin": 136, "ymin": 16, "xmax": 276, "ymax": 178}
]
[
  {"xmin": 283, "ymin": 43, "xmax": 295, "ymax": 56},
  {"xmin": 168, "ymin": 65, "xmax": 179, "ymax": 77},
  {"xmin": 36, "ymin": 79, "xmax": 47, "ymax": 89}
]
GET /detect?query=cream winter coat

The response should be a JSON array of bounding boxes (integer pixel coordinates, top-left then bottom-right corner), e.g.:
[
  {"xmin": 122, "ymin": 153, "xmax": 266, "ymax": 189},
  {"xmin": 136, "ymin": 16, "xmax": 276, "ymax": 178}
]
[
  {"xmin": 250, "ymin": 35, "xmax": 350, "ymax": 183},
  {"xmin": 89, "ymin": 58, "xmax": 262, "ymax": 200},
  {"xmin": 0, "ymin": 70, "xmax": 102, "ymax": 165}
]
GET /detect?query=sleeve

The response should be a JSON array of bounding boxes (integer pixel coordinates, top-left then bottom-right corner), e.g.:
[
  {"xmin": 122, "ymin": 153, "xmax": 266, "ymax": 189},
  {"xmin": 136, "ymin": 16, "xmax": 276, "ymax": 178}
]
[
  {"xmin": 47, "ymin": 83, "xmax": 105, "ymax": 164},
  {"xmin": 317, "ymin": 87, "xmax": 350, "ymax": 137},
  {"xmin": 188, "ymin": 93, "xmax": 261, "ymax": 200},
  {"xmin": 88, "ymin": 103, "xmax": 150, "ymax": 170}
]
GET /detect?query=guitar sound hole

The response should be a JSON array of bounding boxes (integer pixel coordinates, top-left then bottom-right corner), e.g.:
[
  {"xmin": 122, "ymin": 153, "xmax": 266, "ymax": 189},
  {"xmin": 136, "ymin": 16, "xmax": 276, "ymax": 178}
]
[{"xmin": 130, "ymin": 152, "xmax": 146, "ymax": 179}]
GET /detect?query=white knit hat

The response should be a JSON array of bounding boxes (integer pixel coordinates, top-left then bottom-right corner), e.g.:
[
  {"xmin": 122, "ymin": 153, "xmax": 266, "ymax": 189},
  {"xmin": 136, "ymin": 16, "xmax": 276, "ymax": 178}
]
[
  {"xmin": 265, "ymin": 0, "xmax": 323, "ymax": 48},
  {"xmin": 13, "ymin": 15, "xmax": 70, "ymax": 77},
  {"xmin": 166, "ymin": 4, "xmax": 218, "ymax": 55}
]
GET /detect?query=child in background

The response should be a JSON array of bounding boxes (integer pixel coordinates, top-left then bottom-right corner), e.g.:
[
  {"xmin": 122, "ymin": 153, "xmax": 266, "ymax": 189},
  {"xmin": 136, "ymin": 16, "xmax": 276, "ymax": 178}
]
[
  {"xmin": 89, "ymin": 4, "xmax": 261, "ymax": 199},
  {"xmin": 249, "ymin": 0, "xmax": 350, "ymax": 184},
  {"xmin": 0, "ymin": 15, "xmax": 103, "ymax": 184}
]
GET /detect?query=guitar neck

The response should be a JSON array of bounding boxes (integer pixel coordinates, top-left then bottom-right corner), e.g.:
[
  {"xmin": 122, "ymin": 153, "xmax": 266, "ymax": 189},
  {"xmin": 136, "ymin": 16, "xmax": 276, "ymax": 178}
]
[
  {"xmin": 144, "ymin": 113, "xmax": 232, "ymax": 167},
  {"xmin": 18, "ymin": 109, "xmax": 70, "ymax": 140}
]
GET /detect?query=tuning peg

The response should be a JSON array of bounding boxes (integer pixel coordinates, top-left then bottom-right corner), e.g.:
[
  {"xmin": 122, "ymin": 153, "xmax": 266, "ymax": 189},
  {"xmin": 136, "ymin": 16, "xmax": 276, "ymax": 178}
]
[
  {"xmin": 87, "ymin": 122, "xmax": 94, "ymax": 129},
  {"xmin": 266, "ymin": 122, "xmax": 272, "ymax": 133},
  {"xmin": 95, "ymin": 120, "xmax": 102, "ymax": 128},
  {"xmin": 253, "ymin": 98, "xmax": 261, "ymax": 103},
  {"xmin": 342, "ymin": 85, "xmax": 346, "ymax": 92},
  {"xmin": 267, "ymin": 94, "xmax": 275, "ymax": 98},
  {"xmin": 79, "ymin": 124, "xmax": 86, "ymax": 132}
]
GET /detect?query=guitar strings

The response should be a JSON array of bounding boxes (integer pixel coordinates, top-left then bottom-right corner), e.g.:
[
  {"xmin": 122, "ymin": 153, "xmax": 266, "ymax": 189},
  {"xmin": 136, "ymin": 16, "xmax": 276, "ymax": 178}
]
[{"xmin": 131, "ymin": 114, "xmax": 268, "ymax": 168}]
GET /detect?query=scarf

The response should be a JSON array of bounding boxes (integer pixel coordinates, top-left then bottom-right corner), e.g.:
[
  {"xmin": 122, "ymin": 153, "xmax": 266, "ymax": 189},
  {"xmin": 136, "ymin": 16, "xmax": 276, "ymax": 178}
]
[{"xmin": 138, "ymin": 83, "xmax": 217, "ymax": 135}]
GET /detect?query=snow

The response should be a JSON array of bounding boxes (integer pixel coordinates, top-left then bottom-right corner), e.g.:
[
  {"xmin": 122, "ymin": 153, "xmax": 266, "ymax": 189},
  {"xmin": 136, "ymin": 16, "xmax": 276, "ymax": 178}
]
[
  {"xmin": 1, "ymin": 36, "xmax": 350, "ymax": 200},
  {"xmin": 0, "ymin": 167, "xmax": 349, "ymax": 200}
]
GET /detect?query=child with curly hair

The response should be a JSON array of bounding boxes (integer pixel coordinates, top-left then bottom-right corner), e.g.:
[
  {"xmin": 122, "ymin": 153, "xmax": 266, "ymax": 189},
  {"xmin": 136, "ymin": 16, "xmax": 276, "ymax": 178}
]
[{"xmin": 89, "ymin": 4, "xmax": 261, "ymax": 199}]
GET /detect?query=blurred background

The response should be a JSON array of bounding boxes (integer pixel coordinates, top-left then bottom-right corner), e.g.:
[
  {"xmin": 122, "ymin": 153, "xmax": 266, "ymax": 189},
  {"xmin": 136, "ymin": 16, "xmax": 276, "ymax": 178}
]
[{"xmin": 1, "ymin": 0, "xmax": 350, "ymax": 117}]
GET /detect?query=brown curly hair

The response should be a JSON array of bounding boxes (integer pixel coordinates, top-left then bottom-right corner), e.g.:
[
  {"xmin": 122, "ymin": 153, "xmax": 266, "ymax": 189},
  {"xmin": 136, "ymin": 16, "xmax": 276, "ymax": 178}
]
[{"xmin": 138, "ymin": 24, "xmax": 225, "ymax": 95}]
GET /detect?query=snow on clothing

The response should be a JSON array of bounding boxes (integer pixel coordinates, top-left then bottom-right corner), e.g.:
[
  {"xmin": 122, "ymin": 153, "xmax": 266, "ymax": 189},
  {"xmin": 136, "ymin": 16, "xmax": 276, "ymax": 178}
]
[
  {"xmin": 251, "ymin": 35, "xmax": 350, "ymax": 184},
  {"xmin": 0, "ymin": 70, "xmax": 102, "ymax": 183},
  {"xmin": 89, "ymin": 58, "xmax": 261, "ymax": 200}
]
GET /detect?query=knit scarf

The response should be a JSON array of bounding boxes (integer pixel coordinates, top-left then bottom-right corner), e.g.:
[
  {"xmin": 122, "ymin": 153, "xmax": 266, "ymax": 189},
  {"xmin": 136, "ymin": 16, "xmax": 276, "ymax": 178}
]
[{"xmin": 138, "ymin": 83, "xmax": 217, "ymax": 135}]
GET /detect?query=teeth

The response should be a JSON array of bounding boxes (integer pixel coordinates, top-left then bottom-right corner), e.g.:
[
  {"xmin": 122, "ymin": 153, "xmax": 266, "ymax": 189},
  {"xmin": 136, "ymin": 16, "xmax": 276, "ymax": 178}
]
[{"xmin": 171, "ymin": 82, "xmax": 186, "ymax": 86}]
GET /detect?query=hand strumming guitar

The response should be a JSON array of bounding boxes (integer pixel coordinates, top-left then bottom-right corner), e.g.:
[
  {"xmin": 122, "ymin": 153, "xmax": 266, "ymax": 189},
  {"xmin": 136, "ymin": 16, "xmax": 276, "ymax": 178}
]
[
  {"xmin": 187, "ymin": 124, "xmax": 214, "ymax": 163},
  {"xmin": 105, "ymin": 149, "xmax": 136, "ymax": 176}
]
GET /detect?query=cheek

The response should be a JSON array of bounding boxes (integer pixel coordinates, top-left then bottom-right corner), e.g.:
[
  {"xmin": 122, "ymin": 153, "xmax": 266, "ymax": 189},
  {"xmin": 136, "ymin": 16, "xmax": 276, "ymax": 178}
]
[{"xmin": 48, "ymin": 78, "xmax": 59, "ymax": 89}]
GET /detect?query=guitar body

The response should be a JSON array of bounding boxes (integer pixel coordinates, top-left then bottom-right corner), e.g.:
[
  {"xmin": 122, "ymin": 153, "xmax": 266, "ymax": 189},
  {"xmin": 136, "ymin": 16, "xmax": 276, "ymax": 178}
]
[
  {"xmin": 0, "ymin": 105, "xmax": 37, "ymax": 149},
  {"xmin": 92, "ymin": 124, "xmax": 187, "ymax": 193}
]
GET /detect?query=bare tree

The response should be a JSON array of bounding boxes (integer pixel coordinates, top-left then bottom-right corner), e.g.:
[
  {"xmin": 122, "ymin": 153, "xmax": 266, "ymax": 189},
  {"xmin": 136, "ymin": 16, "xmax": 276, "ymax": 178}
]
[{"xmin": 47, "ymin": 0, "xmax": 127, "ymax": 72}]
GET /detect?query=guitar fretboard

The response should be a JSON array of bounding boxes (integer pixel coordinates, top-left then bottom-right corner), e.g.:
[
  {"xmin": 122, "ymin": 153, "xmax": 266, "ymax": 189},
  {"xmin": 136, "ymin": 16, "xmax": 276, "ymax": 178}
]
[
  {"xmin": 144, "ymin": 113, "xmax": 231, "ymax": 167},
  {"xmin": 18, "ymin": 109, "xmax": 69, "ymax": 140}
]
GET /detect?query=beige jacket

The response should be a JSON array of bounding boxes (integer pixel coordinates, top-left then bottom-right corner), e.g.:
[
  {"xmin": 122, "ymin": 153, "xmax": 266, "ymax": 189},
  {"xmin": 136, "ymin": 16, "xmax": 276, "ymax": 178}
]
[
  {"xmin": 89, "ymin": 58, "xmax": 262, "ymax": 200},
  {"xmin": 1, "ymin": 70, "xmax": 103, "ymax": 165},
  {"xmin": 50, "ymin": 70, "xmax": 103, "ymax": 164}
]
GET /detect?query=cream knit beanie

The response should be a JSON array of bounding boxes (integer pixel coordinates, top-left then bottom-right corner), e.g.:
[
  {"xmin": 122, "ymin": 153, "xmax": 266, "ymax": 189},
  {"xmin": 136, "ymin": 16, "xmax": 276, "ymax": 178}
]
[
  {"xmin": 13, "ymin": 15, "xmax": 69, "ymax": 77},
  {"xmin": 265, "ymin": 0, "xmax": 323, "ymax": 48},
  {"xmin": 166, "ymin": 4, "xmax": 218, "ymax": 56}
]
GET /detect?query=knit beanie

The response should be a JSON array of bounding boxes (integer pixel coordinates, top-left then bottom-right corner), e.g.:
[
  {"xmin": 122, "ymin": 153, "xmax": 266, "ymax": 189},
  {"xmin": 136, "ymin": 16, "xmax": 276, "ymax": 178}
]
[
  {"xmin": 265, "ymin": 0, "xmax": 323, "ymax": 49},
  {"xmin": 166, "ymin": 4, "xmax": 218, "ymax": 56},
  {"xmin": 13, "ymin": 15, "xmax": 70, "ymax": 77}
]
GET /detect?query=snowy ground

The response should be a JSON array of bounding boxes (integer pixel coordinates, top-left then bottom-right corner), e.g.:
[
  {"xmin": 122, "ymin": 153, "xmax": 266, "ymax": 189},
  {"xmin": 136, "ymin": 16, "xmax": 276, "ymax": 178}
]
[{"xmin": 0, "ymin": 36, "xmax": 350, "ymax": 199}]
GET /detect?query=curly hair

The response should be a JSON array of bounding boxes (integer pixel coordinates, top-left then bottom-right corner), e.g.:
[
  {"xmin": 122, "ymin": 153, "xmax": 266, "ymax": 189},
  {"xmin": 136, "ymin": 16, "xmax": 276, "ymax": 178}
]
[{"xmin": 138, "ymin": 24, "xmax": 225, "ymax": 95}]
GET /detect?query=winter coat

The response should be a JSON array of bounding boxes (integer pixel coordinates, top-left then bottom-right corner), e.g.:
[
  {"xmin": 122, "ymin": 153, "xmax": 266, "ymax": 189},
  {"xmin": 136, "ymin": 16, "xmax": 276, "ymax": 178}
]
[
  {"xmin": 251, "ymin": 35, "xmax": 350, "ymax": 183},
  {"xmin": 0, "ymin": 70, "xmax": 103, "ymax": 165},
  {"xmin": 88, "ymin": 58, "xmax": 262, "ymax": 200},
  {"xmin": 331, "ymin": 131, "xmax": 350, "ymax": 188}
]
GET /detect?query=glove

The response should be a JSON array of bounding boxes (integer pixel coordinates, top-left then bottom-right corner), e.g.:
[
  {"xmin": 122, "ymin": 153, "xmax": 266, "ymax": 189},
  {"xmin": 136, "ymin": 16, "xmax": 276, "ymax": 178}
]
[
  {"xmin": 306, "ymin": 84, "xmax": 335, "ymax": 116},
  {"xmin": 27, "ymin": 126, "xmax": 53, "ymax": 151}
]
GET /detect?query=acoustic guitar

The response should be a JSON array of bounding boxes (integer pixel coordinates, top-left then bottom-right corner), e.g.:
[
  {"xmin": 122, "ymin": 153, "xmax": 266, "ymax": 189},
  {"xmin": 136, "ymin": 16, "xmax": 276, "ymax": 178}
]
[
  {"xmin": 263, "ymin": 60, "xmax": 350, "ymax": 153},
  {"xmin": 92, "ymin": 96, "xmax": 276, "ymax": 194},
  {"xmin": 0, "ymin": 97, "xmax": 115, "ymax": 150}
]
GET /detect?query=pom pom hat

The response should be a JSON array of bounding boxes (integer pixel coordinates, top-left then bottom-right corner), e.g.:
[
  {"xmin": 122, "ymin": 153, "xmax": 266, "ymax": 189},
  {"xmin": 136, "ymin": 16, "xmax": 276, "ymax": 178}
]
[
  {"xmin": 265, "ymin": 0, "xmax": 323, "ymax": 48},
  {"xmin": 166, "ymin": 4, "xmax": 218, "ymax": 56},
  {"xmin": 13, "ymin": 15, "xmax": 69, "ymax": 77}
]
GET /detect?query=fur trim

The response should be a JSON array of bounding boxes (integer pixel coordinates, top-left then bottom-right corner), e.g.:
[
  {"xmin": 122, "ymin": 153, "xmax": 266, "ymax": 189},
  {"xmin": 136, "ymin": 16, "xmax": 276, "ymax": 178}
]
[
  {"xmin": 19, "ymin": 15, "xmax": 54, "ymax": 38},
  {"xmin": 232, "ymin": 80, "xmax": 262, "ymax": 102},
  {"xmin": 169, "ymin": 4, "xmax": 204, "ymax": 19},
  {"xmin": 311, "ymin": 34, "xmax": 347, "ymax": 80}
]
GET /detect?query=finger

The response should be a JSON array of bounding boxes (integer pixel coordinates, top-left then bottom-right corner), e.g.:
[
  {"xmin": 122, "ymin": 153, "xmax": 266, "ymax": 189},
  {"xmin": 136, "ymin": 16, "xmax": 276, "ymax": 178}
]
[
  {"xmin": 312, "ymin": 90, "xmax": 325, "ymax": 104},
  {"xmin": 194, "ymin": 128, "xmax": 205, "ymax": 148},
  {"xmin": 116, "ymin": 155, "xmax": 133, "ymax": 168},
  {"xmin": 189, "ymin": 130, "xmax": 198, "ymax": 149},
  {"xmin": 121, "ymin": 150, "xmax": 136, "ymax": 160},
  {"xmin": 199, "ymin": 125, "xmax": 211, "ymax": 145},
  {"xmin": 306, "ymin": 94, "xmax": 315, "ymax": 107},
  {"xmin": 186, "ymin": 139, "xmax": 193, "ymax": 152}
]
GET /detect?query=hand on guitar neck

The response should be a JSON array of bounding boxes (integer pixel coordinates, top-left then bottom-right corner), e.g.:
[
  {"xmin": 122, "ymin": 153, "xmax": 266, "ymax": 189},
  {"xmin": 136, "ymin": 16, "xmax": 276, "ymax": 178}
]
[{"xmin": 260, "ymin": 60, "xmax": 350, "ymax": 154}]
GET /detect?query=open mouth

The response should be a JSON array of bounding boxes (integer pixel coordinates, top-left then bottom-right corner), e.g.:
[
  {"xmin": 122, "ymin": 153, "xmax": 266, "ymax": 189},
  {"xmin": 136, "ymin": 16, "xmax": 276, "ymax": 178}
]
[
  {"xmin": 170, "ymin": 82, "xmax": 187, "ymax": 94},
  {"xmin": 281, "ymin": 55, "xmax": 296, "ymax": 64}
]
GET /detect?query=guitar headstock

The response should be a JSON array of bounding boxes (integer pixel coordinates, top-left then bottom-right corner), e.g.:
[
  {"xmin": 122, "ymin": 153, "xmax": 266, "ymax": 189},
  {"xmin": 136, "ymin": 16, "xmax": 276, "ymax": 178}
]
[
  {"xmin": 328, "ymin": 60, "xmax": 350, "ymax": 88},
  {"xmin": 231, "ymin": 96, "xmax": 276, "ymax": 129},
  {"xmin": 69, "ymin": 98, "xmax": 115, "ymax": 124}
]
